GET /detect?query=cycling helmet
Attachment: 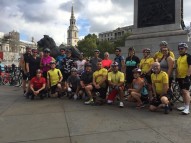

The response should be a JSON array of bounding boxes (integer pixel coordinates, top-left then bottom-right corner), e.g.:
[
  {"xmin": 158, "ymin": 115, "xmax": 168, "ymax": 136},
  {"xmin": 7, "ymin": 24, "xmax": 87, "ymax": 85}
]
[
  {"xmin": 142, "ymin": 48, "xmax": 151, "ymax": 53},
  {"xmin": 111, "ymin": 62, "xmax": 119, "ymax": 67},
  {"xmin": 44, "ymin": 48, "xmax": 50, "ymax": 52},
  {"xmin": 132, "ymin": 68, "xmax": 141, "ymax": 73},
  {"xmin": 36, "ymin": 69, "xmax": 42, "ymax": 73},
  {"xmin": 32, "ymin": 49, "xmax": 38, "ymax": 53},
  {"xmin": 160, "ymin": 41, "xmax": 168, "ymax": 46},
  {"xmin": 50, "ymin": 61, "xmax": 56, "ymax": 64},
  {"xmin": 178, "ymin": 42, "xmax": 188, "ymax": 49},
  {"xmin": 94, "ymin": 49, "xmax": 100, "ymax": 53},
  {"xmin": 71, "ymin": 67, "xmax": 77, "ymax": 72}
]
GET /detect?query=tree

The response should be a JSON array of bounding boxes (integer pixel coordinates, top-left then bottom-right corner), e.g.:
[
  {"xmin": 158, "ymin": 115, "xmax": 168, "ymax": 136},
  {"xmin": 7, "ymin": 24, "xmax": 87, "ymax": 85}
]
[
  {"xmin": 77, "ymin": 34, "xmax": 98, "ymax": 57},
  {"xmin": 97, "ymin": 40, "xmax": 115, "ymax": 59},
  {"xmin": 114, "ymin": 32, "xmax": 131, "ymax": 48}
]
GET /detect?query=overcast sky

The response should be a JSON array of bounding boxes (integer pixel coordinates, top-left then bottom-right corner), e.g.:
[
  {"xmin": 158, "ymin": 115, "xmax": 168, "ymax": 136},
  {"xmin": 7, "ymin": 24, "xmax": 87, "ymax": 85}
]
[{"xmin": 0, "ymin": 0, "xmax": 190, "ymax": 45}]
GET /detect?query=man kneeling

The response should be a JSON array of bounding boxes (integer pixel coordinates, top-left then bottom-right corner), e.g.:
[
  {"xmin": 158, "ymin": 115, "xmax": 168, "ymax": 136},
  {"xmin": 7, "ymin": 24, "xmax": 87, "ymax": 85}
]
[
  {"xmin": 29, "ymin": 69, "xmax": 46, "ymax": 100},
  {"xmin": 150, "ymin": 62, "xmax": 171, "ymax": 114}
]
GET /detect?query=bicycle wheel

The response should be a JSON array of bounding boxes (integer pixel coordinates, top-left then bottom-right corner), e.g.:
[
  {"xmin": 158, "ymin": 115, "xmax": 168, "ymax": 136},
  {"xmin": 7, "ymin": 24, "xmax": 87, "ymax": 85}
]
[
  {"xmin": 2, "ymin": 75, "xmax": 11, "ymax": 85},
  {"xmin": 172, "ymin": 83, "xmax": 183, "ymax": 103},
  {"xmin": 14, "ymin": 76, "xmax": 22, "ymax": 87}
]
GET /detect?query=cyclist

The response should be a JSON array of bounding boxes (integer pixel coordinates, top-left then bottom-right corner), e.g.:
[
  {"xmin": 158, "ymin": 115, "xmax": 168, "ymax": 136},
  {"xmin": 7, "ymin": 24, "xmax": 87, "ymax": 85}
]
[
  {"xmin": 149, "ymin": 62, "xmax": 171, "ymax": 114},
  {"xmin": 56, "ymin": 48, "xmax": 66, "ymax": 69},
  {"xmin": 139, "ymin": 48, "xmax": 154, "ymax": 100},
  {"xmin": 127, "ymin": 68, "xmax": 149, "ymax": 108},
  {"xmin": 107, "ymin": 62, "xmax": 125, "ymax": 107},
  {"xmin": 47, "ymin": 61, "xmax": 63, "ymax": 98},
  {"xmin": 22, "ymin": 46, "xmax": 32, "ymax": 95},
  {"xmin": 102, "ymin": 52, "xmax": 112, "ymax": 72},
  {"xmin": 40, "ymin": 48, "xmax": 55, "ymax": 79},
  {"xmin": 114, "ymin": 48, "xmax": 125, "ymax": 72},
  {"xmin": 90, "ymin": 49, "xmax": 102, "ymax": 72},
  {"xmin": 76, "ymin": 53, "xmax": 86, "ymax": 75},
  {"xmin": 66, "ymin": 68, "xmax": 80, "ymax": 99},
  {"xmin": 176, "ymin": 43, "xmax": 191, "ymax": 115},
  {"xmin": 154, "ymin": 41, "xmax": 175, "ymax": 62},
  {"xmin": 84, "ymin": 60, "xmax": 108, "ymax": 105},
  {"xmin": 29, "ymin": 69, "xmax": 46, "ymax": 100},
  {"xmin": 125, "ymin": 47, "xmax": 140, "ymax": 87}
]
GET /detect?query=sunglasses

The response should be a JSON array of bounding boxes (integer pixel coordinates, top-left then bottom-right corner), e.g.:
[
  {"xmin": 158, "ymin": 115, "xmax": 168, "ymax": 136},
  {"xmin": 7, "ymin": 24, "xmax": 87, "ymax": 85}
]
[
  {"xmin": 33, "ymin": 52, "xmax": 37, "ymax": 53},
  {"xmin": 178, "ymin": 47, "xmax": 185, "ymax": 50},
  {"xmin": 115, "ymin": 51, "xmax": 120, "ymax": 52},
  {"xmin": 162, "ymin": 50, "xmax": 168, "ymax": 52},
  {"xmin": 61, "ymin": 51, "xmax": 65, "ymax": 52}
]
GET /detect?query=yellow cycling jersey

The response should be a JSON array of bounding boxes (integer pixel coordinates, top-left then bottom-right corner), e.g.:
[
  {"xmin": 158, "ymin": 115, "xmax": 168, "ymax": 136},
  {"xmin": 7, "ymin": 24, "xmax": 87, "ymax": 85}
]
[
  {"xmin": 177, "ymin": 54, "xmax": 191, "ymax": 78},
  {"xmin": 151, "ymin": 71, "xmax": 169, "ymax": 95},
  {"xmin": 108, "ymin": 71, "xmax": 124, "ymax": 84},
  {"xmin": 139, "ymin": 57, "xmax": 154, "ymax": 74},
  {"xmin": 93, "ymin": 68, "xmax": 108, "ymax": 86},
  {"xmin": 154, "ymin": 51, "xmax": 175, "ymax": 61},
  {"xmin": 47, "ymin": 68, "xmax": 62, "ymax": 86}
]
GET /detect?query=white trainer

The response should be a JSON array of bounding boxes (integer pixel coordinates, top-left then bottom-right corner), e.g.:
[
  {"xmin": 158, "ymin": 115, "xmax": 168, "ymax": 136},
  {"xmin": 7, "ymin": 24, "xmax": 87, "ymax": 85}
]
[
  {"xmin": 182, "ymin": 108, "xmax": 190, "ymax": 115},
  {"xmin": 107, "ymin": 100, "xmax": 113, "ymax": 104},
  {"xmin": 119, "ymin": 102, "xmax": 124, "ymax": 108},
  {"xmin": 177, "ymin": 106, "xmax": 185, "ymax": 111}
]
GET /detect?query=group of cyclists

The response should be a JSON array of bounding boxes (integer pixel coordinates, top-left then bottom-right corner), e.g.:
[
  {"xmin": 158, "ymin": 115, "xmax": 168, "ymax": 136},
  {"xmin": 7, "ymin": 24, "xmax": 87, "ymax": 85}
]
[{"xmin": 17, "ymin": 40, "xmax": 191, "ymax": 115}]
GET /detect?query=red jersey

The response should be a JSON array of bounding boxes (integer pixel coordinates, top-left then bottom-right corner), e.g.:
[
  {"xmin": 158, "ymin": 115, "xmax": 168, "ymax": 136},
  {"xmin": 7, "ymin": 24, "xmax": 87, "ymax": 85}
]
[
  {"xmin": 102, "ymin": 59, "xmax": 112, "ymax": 69},
  {"xmin": 30, "ymin": 77, "xmax": 46, "ymax": 89}
]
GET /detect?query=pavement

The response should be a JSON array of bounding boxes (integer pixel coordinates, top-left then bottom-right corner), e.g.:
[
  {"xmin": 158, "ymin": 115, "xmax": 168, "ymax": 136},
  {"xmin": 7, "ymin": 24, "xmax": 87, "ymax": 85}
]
[{"xmin": 0, "ymin": 86, "xmax": 191, "ymax": 143}]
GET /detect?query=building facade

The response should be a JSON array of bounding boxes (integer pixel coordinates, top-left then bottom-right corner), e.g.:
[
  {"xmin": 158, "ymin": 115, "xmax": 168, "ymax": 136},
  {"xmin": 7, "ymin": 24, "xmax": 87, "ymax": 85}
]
[
  {"xmin": 0, "ymin": 30, "xmax": 37, "ymax": 62},
  {"xmin": 67, "ymin": 6, "xmax": 79, "ymax": 46},
  {"xmin": 98, "ymin": 25, "xmax": 133, "ymax": 42}
]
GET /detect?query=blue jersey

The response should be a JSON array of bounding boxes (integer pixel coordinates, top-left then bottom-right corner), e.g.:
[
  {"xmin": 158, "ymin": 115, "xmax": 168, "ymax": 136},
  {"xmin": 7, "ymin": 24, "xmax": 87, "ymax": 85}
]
[{"xmin": 56, "ymin": 55, "xmax": 66, "ymax": 69}]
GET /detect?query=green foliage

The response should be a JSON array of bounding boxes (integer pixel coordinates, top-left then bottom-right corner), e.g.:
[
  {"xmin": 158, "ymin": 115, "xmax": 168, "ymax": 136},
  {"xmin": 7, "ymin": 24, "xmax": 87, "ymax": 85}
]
[
  {"xmin": 77, "ymin": 32, "xmax": 131, "ymax": 58},
  {"xmin": 114, "ymin": 32, "xmax": 131, "ymax": 47},
  {"xmin": 77, "ymin": 34, "xmax": 98, "ymax": 57},
  {"xmin": 97, "ymin": 40, "xmax": 115, "ymax": 59}
]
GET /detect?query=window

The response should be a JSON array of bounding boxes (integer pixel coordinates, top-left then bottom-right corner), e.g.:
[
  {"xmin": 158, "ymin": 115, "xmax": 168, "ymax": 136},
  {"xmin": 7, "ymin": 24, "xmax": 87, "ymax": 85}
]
[{"xmin": 75, "ymin": 32, "xmax": 77, "ymax": 38}]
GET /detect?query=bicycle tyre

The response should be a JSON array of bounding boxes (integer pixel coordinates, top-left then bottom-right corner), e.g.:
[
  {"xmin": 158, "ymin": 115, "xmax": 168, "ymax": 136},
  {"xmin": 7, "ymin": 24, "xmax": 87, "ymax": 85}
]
[{"xmin": 172, "ymin": 83, "xmax": 183, "ymax": 103}]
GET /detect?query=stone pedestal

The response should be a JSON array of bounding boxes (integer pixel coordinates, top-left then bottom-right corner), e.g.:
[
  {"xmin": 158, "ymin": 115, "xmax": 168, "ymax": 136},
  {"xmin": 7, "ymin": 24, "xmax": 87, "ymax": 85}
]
[{"xmin": 124, "ymin": 0, "xmax": 190, "ymax": 58}]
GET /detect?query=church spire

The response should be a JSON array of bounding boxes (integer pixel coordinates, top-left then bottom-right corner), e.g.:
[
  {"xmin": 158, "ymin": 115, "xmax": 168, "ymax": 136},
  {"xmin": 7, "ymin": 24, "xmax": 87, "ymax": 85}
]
[{"xmin": 71, "ymin": 5, "xmax": 75, "ymax": 19}]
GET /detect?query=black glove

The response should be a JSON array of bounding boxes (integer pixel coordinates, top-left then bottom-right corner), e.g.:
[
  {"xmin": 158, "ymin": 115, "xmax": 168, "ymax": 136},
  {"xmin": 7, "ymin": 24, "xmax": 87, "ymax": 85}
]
[{"xmin": 184, "ymin": 76, "xmax": 190, "ymax": 83}]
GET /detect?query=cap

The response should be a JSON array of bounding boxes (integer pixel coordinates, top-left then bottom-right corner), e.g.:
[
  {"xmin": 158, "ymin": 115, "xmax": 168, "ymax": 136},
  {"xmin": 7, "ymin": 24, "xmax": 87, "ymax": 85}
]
[
  {"xmin": 111, "ymin": 62, "xmax": 119, "ymax": 66},
  {"xmin": 132, "ymin": 68, "xmax": 141, "ymax": 73}
]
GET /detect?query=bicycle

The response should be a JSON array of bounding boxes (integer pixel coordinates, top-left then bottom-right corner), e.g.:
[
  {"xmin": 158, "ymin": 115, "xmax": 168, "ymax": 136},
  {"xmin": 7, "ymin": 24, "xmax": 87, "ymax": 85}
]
[{"xmin": 1, "ymin": 67, "xmax": 22, "ymax": 86}]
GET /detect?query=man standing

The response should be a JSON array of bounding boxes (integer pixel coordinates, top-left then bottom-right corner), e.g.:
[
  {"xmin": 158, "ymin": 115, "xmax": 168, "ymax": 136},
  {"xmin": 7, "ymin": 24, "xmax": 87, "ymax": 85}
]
[
  {"xmin": 56, "ymin": 48, "xmax": 66, "ymax": 69},
  {"xmin": 176, "ymin": 43, "xmax": 191, "ymax": 115},
  {"xmin": 114, "ymin": 48, "xmax": 125, "ymax": 73},
  {"xmin": 22, "ymin": 46, "xmax": 32, "ymax": 95},
  {"xmin": 90, "ymin": 49, "xmax": 102, "ymax": 72},
  {"xmin": 26, "ymin": 49, "xmax": 41, "ymax": 81},
  {"xmin": 47, "ymin": 61, "xmax": 63, "ymax": 97}
]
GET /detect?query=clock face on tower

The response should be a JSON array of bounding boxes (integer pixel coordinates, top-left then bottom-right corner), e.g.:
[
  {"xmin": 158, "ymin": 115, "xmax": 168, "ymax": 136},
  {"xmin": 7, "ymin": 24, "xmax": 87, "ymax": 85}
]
[{"xmin": 137, "ymin": 0, "xmax": 175, "ymax": 28}]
